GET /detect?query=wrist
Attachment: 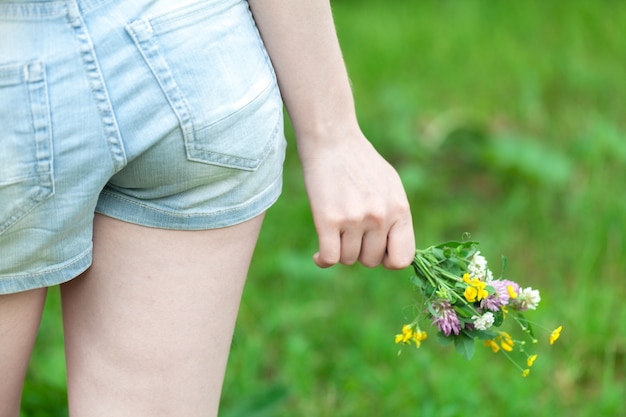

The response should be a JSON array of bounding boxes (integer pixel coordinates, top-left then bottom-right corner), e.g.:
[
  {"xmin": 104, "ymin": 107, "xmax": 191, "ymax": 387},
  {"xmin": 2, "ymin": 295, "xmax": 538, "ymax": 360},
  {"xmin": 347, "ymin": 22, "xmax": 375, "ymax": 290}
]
[{"xmin": 294, "ymin": 120, "xmax": 362, "ymax": 151}]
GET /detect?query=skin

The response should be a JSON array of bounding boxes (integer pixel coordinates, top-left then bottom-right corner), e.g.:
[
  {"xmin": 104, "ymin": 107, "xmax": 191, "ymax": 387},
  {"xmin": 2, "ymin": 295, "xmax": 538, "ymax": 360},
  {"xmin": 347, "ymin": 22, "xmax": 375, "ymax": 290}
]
[
  {"xmin": 0, "ymin": 1, "xmax": 415, "ymax": 416},
  {"xmin": 248, "ymin": 0, "xmax": 416, "ymax": 269},
  {"xmin": 59, "ymin": 214, "xmax": 265, "ymax": 417},
  {"xmin": 0, "ymin": 288, "xmax": 47, "ymax": 417}
]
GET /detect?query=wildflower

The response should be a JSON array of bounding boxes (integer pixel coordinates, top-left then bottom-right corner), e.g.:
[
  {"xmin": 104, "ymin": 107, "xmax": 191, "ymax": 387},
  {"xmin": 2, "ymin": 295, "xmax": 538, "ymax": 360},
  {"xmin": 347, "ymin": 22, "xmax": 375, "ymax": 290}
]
[
  {"xmin": 468, "ymin": 251, "xmax": 493, "ymax": 282},
  {"xmin": 395, "ymin": 324, "xmax": 413, "ymax": 344},
  {"xmin": 412, "ymin": 329, "xmax": 428, "ymax": 347},
  {"xmin": 515, "ymin": 287, "xmax": 541, "ymax": 311},
  {"xmin": 472, "ymin": 312, "xmax": 495, "ymax": 330},
  {"xmin": 503, "ymin": 279, "xmax": 519, "ymax": 296},
  {"xmin": 501, "ymin": 305, "xmax": 509, "ymax": 319},
  {"xmin": 395, "ymin": 324, "xmax": 427, "ymax": 348},
  {"xmin": 400, "ymin": 240, "xmax": 557, "ymax": 374},
  {"xmin": 485, "ymin": 339, "xmax": 500, "ymax": 353},
  {"xmin": 481, "ymin": 280, "xmax": 512, "ymax": 311},
  {"xmin": 430, "ymin": 300, "xmax": 461, "ymax": 336},
  {"xmin": 549, "ymin": 325, "xmax": 563, "ymax": 345},
  {"xmin": 499, "ymin": 332, "xmax": 515, "ymax": 352},
  {"xmin": 463, "ymin": 273, "xmax": 488, "ymax": 302},
  {"xmin": 507, "ymin": 285, "xmax": 518, "ymax": 299}
]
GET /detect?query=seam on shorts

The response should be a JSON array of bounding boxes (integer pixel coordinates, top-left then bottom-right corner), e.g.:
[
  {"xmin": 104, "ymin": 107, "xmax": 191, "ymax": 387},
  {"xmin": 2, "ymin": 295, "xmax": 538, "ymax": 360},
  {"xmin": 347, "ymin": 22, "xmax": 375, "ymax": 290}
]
[
  {"xmin": 95, "ymin": 172, "xmax": 283, "ymax": 229},
  {"xmin": 0, "ymin": 245, "xmax": 92, "ymax": 294},
  {"xmin": 65, "ymin": 1, "xmax": 127, "ymax": 171},
  {"xmin": 0, "ymin": 244, "xmax": 92, "ymax": 280}
]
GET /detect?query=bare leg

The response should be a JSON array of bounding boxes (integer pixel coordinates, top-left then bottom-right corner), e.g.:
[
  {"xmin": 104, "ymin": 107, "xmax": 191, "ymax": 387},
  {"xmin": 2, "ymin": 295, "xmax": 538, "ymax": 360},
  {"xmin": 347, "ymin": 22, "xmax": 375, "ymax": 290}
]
[
  {"xmin": 0, "ymin": 288, "xmax": 47, "ymax": 417},
  {"xmin": 60, "ymin": 213, "xmax": 264, "ymax": 417}
]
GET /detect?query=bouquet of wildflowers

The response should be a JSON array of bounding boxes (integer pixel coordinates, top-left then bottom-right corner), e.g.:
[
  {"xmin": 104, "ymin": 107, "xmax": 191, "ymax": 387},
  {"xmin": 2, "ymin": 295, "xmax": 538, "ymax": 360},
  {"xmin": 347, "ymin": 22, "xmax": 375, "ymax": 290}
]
[{"xmin": 395, "ymin": 240, "xmax": 562, "ymax": 377}]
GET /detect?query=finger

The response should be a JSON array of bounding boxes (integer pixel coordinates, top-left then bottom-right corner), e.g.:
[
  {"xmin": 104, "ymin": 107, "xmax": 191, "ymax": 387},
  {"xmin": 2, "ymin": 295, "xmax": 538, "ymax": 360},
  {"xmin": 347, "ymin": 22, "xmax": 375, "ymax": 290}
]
[
  {"xmin": 382, "ymin": 218, "xmax": 416, "ymax": 270},
  {"xmin": 358, "ymin": 230, "xmax": 387, "ymax": 268},
  {"xmin": 338, "ymin": 229, "xmax": 363, "ymax": 266},
  {"xmin": 313, "ymin": 230, "xmax": 341, "ymax": 268}
]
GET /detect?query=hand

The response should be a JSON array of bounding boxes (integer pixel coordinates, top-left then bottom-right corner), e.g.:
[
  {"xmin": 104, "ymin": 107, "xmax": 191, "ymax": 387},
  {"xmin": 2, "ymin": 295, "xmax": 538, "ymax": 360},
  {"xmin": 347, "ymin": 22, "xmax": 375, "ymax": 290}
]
[{"xmin": 299, "ymin": 131, "xmax": 415, "ymax": 270}]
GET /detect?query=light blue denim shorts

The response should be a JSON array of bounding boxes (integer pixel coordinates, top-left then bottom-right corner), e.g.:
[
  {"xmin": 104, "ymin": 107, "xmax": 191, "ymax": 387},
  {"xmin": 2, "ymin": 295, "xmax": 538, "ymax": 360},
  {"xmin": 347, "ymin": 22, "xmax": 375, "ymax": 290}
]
[{"xmin": 0, "ymin": 0, "xmax": 287, "ymax": 294}]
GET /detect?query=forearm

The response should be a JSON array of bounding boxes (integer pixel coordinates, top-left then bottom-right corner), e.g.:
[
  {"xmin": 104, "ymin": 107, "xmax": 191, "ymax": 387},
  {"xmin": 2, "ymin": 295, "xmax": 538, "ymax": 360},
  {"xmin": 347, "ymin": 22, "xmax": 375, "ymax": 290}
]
[
  {"xmin": 248, "ymin": 0, "xmax": 415, "ymax": 270},
  {"xmin": 247, "ymin": 0, "xmax": 360, "ymax": 146}
]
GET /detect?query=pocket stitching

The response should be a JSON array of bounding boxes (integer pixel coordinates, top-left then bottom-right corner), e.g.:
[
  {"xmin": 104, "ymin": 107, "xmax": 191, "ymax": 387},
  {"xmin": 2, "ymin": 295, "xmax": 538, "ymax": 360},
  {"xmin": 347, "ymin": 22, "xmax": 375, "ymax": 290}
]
[
  {"xmin": 147, "ymin": 0, "xmax": 225, "ymax": 34},
  {"xmin": 188, "ymin": 82, "xmax": 281, "ymax": 166},
  {"xmin": 0, "ymin": 61, "xmax": 54, "ymax": 235},
  {"xmin": 126, "ymin": 4, "xmax": 281, "ymax": 172}
]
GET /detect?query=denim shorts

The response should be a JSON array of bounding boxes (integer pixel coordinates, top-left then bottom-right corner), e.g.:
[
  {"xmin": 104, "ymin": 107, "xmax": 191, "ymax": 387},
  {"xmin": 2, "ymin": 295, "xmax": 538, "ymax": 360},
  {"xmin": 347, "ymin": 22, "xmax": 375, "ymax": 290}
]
[{"xmin": 0, "ymin": 0, "xmax": 287, "ymax": 294}]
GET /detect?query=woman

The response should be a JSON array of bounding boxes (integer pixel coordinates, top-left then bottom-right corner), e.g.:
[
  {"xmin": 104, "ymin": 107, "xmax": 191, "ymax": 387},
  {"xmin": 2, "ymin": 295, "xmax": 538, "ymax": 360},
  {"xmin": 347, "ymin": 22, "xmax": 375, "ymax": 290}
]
[{"xmin": 0, "ymin": 0, "xmax": 415, "ymax": 415}]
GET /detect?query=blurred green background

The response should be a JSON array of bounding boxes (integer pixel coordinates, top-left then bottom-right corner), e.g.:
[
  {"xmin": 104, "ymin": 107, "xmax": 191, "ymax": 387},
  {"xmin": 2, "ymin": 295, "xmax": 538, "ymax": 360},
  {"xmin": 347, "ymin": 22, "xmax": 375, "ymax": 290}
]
[{"xmin": 23, "ymin": 0, "xmax": 625, "ymax": 416}]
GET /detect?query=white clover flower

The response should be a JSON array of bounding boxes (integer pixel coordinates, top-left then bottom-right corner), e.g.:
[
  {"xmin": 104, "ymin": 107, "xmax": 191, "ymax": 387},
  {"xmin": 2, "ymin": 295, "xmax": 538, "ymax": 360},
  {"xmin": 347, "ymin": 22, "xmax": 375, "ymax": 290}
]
[
  {"xmin": 468, "ymin": 251, "xmax": 492, "ymax": 281},
  {"xmin": 517, "ymin": 287, "xmax": 541, "ymax": 310},
  {"xmin": 472, "ymin": 312, "xmax": 495, "ymax": 331}
]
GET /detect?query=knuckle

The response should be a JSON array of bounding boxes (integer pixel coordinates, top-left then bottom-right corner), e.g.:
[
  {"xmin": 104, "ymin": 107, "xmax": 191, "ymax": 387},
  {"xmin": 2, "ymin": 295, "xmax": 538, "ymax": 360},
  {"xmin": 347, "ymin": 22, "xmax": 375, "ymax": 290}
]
[
  {"xmin": 393, "ymin": 199, "xmax": 412, "ymax": 218},
  {"xmin": 365, "ymin": 208, "xmax": 386, "ymax": 226}
]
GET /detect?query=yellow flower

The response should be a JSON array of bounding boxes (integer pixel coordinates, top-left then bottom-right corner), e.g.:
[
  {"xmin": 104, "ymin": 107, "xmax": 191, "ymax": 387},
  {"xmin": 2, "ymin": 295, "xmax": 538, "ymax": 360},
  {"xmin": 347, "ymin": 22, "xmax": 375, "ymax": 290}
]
[
  {"xmin": 412, "ymin": 329, "xmax": 428, "ymax": 348},
  {"xmin": 463, "ymin": 273, "xmax": 488, "ymax": 302},
  {"xmin": 549, "ymin": 325, "xmax": 563, "ymax": 345},
  {"xmin": 527, "ymin": 354, "xmax": 538, "ymax": 367},
  {"xmin": 522, "ymin": 369, "xmax": 530, "ymax": 377},
  {"xmin": 395, "ymin": 324, "xmax": 413, "ymax": 344},
  {"xmin": 501, "ymin": 339, "xmax": 514, "ymax": 352},
  {"xmin": 395, "ymin": 324, "xmax": 427, "ymax": 347},
  {"xmin": 485, "ymin": 332, "xmax": 517, "ymax": 353},
  {"xmin": 484, "ymin": 339, "xmax": 500, "ymax": 353},
  {"xmin": 507, "ymin": 285, "xmax": 518, "ymax": 299},
  {"xmin": 501, "ymin": 305, "xmax": 509, "ymax": 319},
  {"xmin": 499, "ymin": 331, "xmax": 515, "ymax": 352},
  {"xmin": 464, "ymin": 286, "xmax": 478, "ymax": 302}
]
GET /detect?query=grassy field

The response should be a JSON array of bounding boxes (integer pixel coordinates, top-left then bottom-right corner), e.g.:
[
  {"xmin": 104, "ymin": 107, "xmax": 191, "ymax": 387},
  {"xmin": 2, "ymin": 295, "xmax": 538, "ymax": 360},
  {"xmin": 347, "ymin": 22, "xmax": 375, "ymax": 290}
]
[{"xmin": 22, "ymin": 0, "xmax": 625, "ymax": 416}]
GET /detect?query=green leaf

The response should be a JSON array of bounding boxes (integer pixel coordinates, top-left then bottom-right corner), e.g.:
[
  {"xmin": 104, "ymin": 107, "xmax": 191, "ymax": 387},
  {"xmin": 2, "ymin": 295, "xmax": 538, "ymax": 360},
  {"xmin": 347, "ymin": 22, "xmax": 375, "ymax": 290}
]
[
  {"xmin": 410, "ymin": 275, "xmax": 426, "ymax": 289},
  {"xmin": 453, "ymin": 305, "xmax": 474, "ymax": 318},
  {"xmin": 434, "ymin": 240, "xmax": 479, "ymax": 250},
  {"xmin": 463, "ymin": 329, "xmax": 497, "ymax": 340},
  {"xmin": 454, "ymin": 333, "xmax": 476, "ymax": 360},
  {"xmin": 492, "ymin": 309, "xmax": 504, "ymax": 327},
  {"xmin": 446, "ymin": 264, "xmax": 463, "ymax": 277},
  {"xmin": 436, "ymin": 331, "xmax": 455, "ymax": 346},
  {"xmin": 431, "ymin": 247, "xmax": 445, "ymax": 260},
  {"xmin": 411, "ymin": 275, "xmax": 436, "ymax": 297},
  {"xmin": 427, "ymin": 302, "xmax": 439, "ymax": 318},
  {"xmin": 431, "ymin": 242, "xmax": 479, "ymax": 264},
  {"xmin": 447, "ymin": 257, "xmax": 469, "ymax": 270}
]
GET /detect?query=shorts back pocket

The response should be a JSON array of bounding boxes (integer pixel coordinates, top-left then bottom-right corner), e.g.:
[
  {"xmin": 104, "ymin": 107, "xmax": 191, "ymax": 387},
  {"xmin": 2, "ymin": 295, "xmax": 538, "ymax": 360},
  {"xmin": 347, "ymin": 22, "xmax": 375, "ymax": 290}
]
[
  {"xmin": 126, "ymin": 0, "xmax": 283, "ymax": 171},
  {"xmin": 0, "ymin": 61, "xmax": 54, "ymax": 235}
]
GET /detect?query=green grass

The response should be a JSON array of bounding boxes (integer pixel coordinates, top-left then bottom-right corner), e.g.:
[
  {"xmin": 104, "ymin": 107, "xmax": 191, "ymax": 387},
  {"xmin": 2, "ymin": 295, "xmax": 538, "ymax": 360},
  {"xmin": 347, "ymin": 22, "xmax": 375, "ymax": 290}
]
[{"xmin": 23, "ymin": 1, "xmax": 626, "ymax": 416}]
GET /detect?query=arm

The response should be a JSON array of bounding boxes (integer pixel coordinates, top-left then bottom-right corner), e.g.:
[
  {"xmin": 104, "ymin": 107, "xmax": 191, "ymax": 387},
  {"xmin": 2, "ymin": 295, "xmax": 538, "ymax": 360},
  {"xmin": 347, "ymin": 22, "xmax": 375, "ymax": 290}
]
[{"xmin": 248, "ymin": 0, "xmax": 415, "ymax": 269}]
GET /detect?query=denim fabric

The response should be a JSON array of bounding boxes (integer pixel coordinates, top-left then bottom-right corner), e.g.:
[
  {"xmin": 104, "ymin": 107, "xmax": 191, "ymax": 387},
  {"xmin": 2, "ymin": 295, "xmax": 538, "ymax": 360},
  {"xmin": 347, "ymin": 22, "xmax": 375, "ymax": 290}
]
[{"xmin": 0, "ymin": 0, "xmax": 286, "ymax": 294}]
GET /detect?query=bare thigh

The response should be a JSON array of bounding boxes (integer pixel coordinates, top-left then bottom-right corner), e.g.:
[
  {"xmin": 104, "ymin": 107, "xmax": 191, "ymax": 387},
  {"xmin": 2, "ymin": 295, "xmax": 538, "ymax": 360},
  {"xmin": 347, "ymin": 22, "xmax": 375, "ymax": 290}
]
[
  {"xmin": 60, "ymin": 213, "xmax": 265, "ymax": 417},
  {"xmin": 0, "ymin": 288, "xmax": 47, "ymax": 417}
]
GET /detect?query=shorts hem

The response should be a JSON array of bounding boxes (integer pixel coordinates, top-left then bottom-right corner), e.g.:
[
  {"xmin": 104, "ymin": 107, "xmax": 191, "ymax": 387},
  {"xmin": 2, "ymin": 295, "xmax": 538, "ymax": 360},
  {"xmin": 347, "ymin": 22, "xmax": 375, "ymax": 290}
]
[
  {"xmin": 0, "ymin": 245, "xmax": 92, "ymax": 295},
  {"xmin": 94, "ymin": 174, "xmax": 283, "ymax": 230}
]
